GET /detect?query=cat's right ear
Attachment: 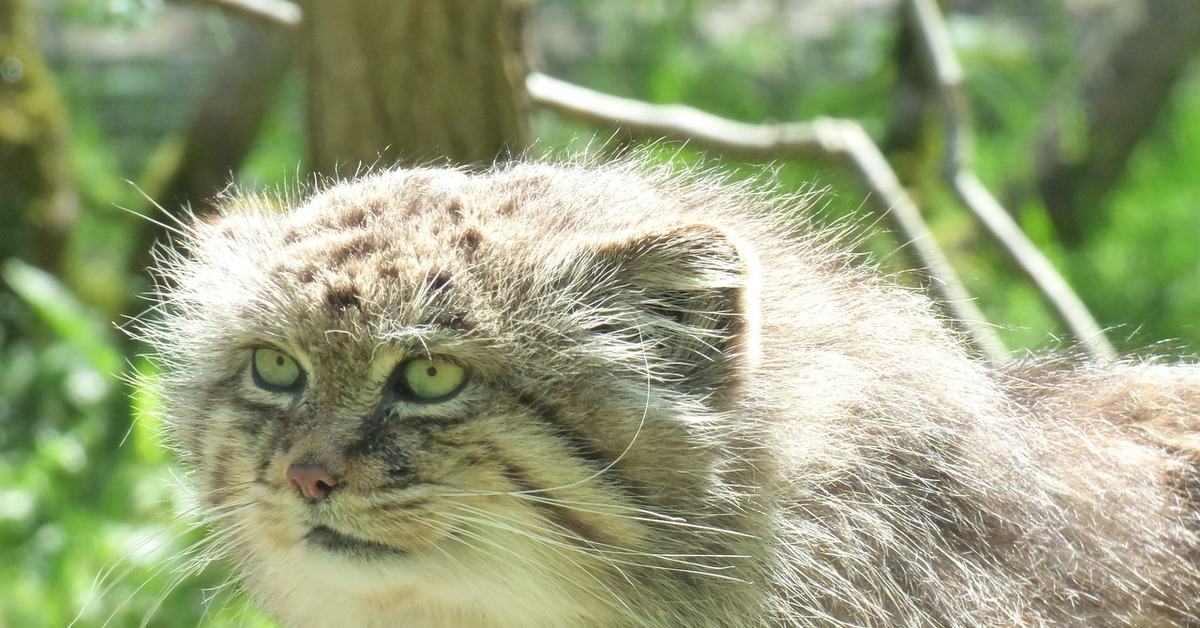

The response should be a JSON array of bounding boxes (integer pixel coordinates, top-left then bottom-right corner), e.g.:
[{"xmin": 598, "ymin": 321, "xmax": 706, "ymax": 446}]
[{"xmin": 578, "ymin": 222, "xmax": 761, "ymax": 395}]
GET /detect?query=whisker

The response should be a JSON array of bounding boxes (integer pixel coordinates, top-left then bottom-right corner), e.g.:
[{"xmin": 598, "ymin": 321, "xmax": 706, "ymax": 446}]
[
  {"xmin": 440, "ymin": 508, "xmax": 637, "ymax": 616},
  {"xmin": 70, "ymin": 492, "xmax": 256, "ymax": 628},
  {"xmin": 447, "ymin": 502, "xmax": 748, "ymax": 583}
]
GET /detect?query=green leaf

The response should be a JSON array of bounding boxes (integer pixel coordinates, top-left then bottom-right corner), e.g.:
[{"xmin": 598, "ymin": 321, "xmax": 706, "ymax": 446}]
[{"xmin": 2, "ymin": 259, "xmax": 123, "ymax": 376}]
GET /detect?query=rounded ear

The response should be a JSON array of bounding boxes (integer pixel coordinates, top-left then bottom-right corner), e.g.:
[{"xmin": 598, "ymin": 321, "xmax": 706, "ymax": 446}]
[{"xmin": 588, "ymin": 222, "xmax": 759, "ymax": 395}]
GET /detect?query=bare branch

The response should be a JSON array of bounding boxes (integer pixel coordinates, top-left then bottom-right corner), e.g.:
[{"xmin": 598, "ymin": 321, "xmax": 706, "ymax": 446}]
[
  {"xmin": 183, "ymin": 0, "xmax": 301, "ymax": 28},
  {"xmin": 906, "ymin": 0, "xmax": 1116, "ymax": 362},
  {"xmin": 528, "ymin": 72, "xmax": 1009, "ymax": 362}
]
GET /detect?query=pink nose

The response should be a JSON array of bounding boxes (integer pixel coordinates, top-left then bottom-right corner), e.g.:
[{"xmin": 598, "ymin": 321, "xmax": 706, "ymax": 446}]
[{"xmin": 287, "ymin": 463, "xmax": 338, "ymax": 501}]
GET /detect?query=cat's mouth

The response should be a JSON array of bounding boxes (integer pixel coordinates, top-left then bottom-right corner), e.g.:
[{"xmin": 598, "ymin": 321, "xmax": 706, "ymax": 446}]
[{"xmin": 305, "ymin": 525, "xmax": 404, "ymax": 559}]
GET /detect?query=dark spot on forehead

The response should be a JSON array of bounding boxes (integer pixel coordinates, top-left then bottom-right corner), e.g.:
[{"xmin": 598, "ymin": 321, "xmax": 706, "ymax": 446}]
[
  {"xmin": 327, "ymin": 232, "xmax": 378, "ymax": 267},
  {"xmin": 496, "ymin": 195, "xmax": 519, "ymax": 216},
  {"xmin": 269, "ymin": 258, "xmax": 319, "ymax": 285},
  {"xmin": 431, "ymin": 310, "xmax": 473, "ymax": 330},
  {"xmin": 379, "ymin": 264, "xmax": 401, "ymax": 280},
  {"xmin": 456, "ymin": 228, "xmax": 483, "ymax": 253},
  {"xmin": 446, "ymin": 197, "xmax": 464, "ymax": 218},
  {"xmin": 426, "ymin": 272, "xmax": 451, "ymax": 292},
  {"xmin": 325, "ymin": 276, "xmax": 363, "ymax": 311},
  {"xmin": 402, "ymin": 196, "xmax": 425, "ymax": 216},
  {"xmin": 336, "ymin": 206, "xmax": 368, "ymax": 229}
]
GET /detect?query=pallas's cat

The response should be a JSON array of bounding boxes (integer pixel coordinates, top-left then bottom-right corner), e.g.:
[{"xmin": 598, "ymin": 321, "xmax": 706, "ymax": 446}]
[{"xmin": 140, "ymin": 162, "xmax": 1200, "ymax": 627}]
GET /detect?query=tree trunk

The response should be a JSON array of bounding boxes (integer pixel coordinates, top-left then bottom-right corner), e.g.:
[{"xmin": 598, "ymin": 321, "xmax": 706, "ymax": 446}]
[
  {"xmin": 150, "ymin": 16, "xmax": 295, "ymax": 211},
  {"xmin": 298, "ymin": 0, "xmax": 530, "ymax": 175},
  {"xmin": 1034, "ymin": 0, "xmax": 1200, "ymax": 245},
  {"xmin": 137, "ymin": 13, "xmax": 294, "ymax": 273},
  {"xmin": 882, "ymin": 0, "xmax": 934, "ymax": 173},
  {"xmin": 0, "ymin": 0, "xmax": 77, "ymax": 274}
]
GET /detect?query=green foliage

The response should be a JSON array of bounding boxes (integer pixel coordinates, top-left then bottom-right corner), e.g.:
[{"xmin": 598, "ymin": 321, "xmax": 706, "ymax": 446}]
[
  {"xmin": 1072, "ymin": 72, "xmax": 1200, "ymax": 355},
  {"xmin": 0, "ymin": 264, "xmax": 270, "ymax": 626},
  {"xmin": 4, "ymin": 261, "xmax": 123, "ymax": 376},
  {"xmin": 2, "ymin": 1, "xmax": 1198, "ymax": 626}
]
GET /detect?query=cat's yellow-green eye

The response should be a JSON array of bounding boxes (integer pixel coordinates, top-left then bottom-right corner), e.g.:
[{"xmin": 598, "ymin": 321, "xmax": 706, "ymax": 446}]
[
  {"xmin": 399, "ymin": 358, "xmax": 467, "ymax": 402},
  {"xmin": 252, "ymin": 348, "xmax": 304, "ymax": 392}
]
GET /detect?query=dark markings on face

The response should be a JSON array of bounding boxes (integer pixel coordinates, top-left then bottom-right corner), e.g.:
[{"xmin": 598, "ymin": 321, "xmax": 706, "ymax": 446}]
[
  {"xmin": 324, "ymin": 277, "xmax": 362, "ymax": 311},
  {"xmin": 421, "ymin": 273, "xmax": 475, "ymax": 330},
  {"xmin": 295, "ymin": 265, "xmax": 318, "ymax": 284},
  {"xmin": 496, "ymin": 195, "xmax": 519, "ymax": 217},
  {"xmin": 336, "ymin": 205, "xmax": 368, "ymax": 229},
  {"xmin": 514, "ymin": 393, "xmax": 650, "ymax": 506},
  {"xmin": 428, "ymin": 308, "xmax": 473, "ymax": 331},
  {"xmin": 342, "ymin": 426, "xmax": 391, "ymax": 460},
  {"xmin": 456, "ymin": 228, "xmax": 483, "ymax": 254},
  {"xmin": 254, "ymin": 419, "xmax": 292, "ymax": 484},
  {"xmin": 208, "ymin": 365, "xmax": 280, "ymax": 439},
  {"xmin": 342, "ymin": 419, "xmax": 426, "ymax": 488},
  {"xmin": 516, "ymin": 393, "xmax": 613, "ymax": 473},
  {"xmin": 305, "ymin": 525, "xmax": 404, "ymax": 559},
  {"xmin": 378, "ymin": 264, "xmax": 401, "ymax": 281},
  {"xmin": 204, "ymin": 443, "xmax": 255, "ymax": 507},
  {"xmin": 353, "ymin": 405, "xmax": 472, "ymax": 443},
  {"xmin": 326, "ymin": 233, "xmax": 379, "ymax": 269},
  {"xmin": 232, "ymin": 399, "xmax": 283, "ymax": 439},
  {"xmin": 496, "ymin": 459, "xmax": 609, "ymax": 549},
  {"xmin": 425, "ymin": 272, "xmax": 451, "ymax": 294},
  {"xmin": 281, "ymin": 226, "xmax": 303, "ymax": 245}
]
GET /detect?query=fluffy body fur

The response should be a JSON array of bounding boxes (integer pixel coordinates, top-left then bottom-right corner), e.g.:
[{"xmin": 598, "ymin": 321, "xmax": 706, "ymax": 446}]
[{"xmin": 144, "ymin": 161, "xmax": 1200, "ymax": 627}]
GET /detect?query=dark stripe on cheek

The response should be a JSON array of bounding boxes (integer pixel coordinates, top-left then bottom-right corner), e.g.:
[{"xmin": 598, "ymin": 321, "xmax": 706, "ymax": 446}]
[
  {"xmin": 343, "ymin": 419, "xmax": 424, "ymax": 488},
  {"xmin": 234, "ymin": 399, "xmax": 287, "ymax": 436},
  {"xmin": 499, "ymin": 460, "xmax": 538, "ymax": 493},
  {"xmin": 214, "ymin": 369, "xmax": 244, "ymax": 392},
  {"xmin": 498, "ymin": 461, "xmax": 611, "ymax": 548},
  {"xmin": 256, "ymin": 424, "xmax": 286, "ymax": 482},
  {"xmin": 254, "ymin": 405, "xmax": 300, "ymax": 483},
  {"xmin": 514, "ymin": 393, "xmax": 650, "ymax": 503},
  {"xmin": 516, "ymin": 394, "xmax": 614, "ymax": 472},
  {"xmin": 353, "ymin": 409, "xmax": 469, "ymax": 446}
]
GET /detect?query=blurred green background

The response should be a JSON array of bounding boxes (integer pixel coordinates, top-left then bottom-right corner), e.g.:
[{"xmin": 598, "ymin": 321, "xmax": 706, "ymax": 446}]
[{"xmin": 1, "ymin": 0, "xmax": 1198, "ymax": 626}]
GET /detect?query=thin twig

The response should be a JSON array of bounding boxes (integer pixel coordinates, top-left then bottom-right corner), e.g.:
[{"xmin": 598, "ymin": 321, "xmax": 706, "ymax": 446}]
[
  {"xmin": 528, "ymin": 72, "xmax": 1009, "ymax": 362},
  {"xmin": 185, "ymin": 0, "xmax": 301, "ymax": 28},
  {"xmin": 907, "ymin": 0, "xmax": 1116, "ymax": 362}
]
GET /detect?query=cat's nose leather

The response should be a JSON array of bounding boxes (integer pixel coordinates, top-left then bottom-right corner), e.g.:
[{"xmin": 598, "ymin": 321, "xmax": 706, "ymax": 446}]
[{"xmin": 287, "ymin": 463, "xmax": 338, "ymax": 501}]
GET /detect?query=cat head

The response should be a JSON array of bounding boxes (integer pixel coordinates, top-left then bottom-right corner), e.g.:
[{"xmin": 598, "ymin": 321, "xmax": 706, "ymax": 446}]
[{"xmin": 139, "ymin": 162, "xmax": 769, "ymax": 623}]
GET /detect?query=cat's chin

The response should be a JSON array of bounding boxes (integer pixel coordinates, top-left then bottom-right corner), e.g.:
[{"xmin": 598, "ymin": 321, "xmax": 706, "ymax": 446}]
[
  {"xmin": 304, "ymin": 525, "xmax": 407, "ymax": 559},
  {"xmin": 248, "ymin": 526, "xmax": 609, "ymax": 628}
]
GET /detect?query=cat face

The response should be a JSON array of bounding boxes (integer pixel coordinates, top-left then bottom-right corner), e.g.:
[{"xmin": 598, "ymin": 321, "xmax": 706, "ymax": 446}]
[{"xmin": 146, "ymin": 165, "xmax": 765, "ymax": 625}]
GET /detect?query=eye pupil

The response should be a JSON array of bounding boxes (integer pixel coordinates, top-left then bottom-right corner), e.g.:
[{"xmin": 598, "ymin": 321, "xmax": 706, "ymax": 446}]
[
  {"xmin": 252, "ymin": 348, "xmax": 304, "ymax": 392},
  {"xmin": 397, "ymin": 358, "xmax": 467, "ymax": 402}
]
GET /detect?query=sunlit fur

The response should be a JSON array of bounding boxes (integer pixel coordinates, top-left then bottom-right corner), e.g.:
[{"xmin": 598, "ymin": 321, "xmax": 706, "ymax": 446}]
[{"xmin": 139, "ymin": 160, "xmax": 1200, "ymax": 627}]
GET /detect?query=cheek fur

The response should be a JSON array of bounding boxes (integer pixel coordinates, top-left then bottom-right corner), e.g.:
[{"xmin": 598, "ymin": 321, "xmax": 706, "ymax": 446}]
[
  {"xmin": 429, "ymin": 403, "xmax": 655, "ymax": 551},
  {"xmin": 191, "ymin": 404, "xmax": 288, "ymax": 507}
]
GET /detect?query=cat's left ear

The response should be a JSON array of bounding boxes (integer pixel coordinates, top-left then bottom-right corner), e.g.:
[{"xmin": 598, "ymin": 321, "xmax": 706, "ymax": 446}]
[{"xmin": 587, "ymin": 222, "xmax": 760, "ymax": 394}]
